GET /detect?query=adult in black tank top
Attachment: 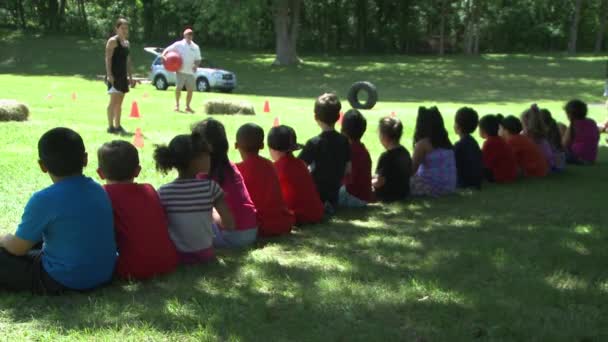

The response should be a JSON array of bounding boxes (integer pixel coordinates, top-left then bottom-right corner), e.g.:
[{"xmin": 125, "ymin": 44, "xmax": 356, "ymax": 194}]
[{"xmin": 104, "ymin": 18, "xmax": 133, "ymax": 135}]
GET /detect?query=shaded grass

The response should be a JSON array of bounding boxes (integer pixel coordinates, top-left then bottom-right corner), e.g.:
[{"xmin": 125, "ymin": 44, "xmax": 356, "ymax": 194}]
[{"xmin": 0, "ymin": 32, "xmax": 608, "ymax": 341}]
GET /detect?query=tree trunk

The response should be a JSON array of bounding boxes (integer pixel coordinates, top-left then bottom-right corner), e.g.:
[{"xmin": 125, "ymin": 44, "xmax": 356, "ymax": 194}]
[
  {"xmin": 17, "ymin": 0, "xmax": 26, "ymax": 29},
  {"xmin": 273, "ymin": 0, "xmax": 302, "ymax": 66},
  {"xmin": 568, "ymin": 0, "xmax": 584, "ymax": 54},
  {"xmin": 595, "ymin": 0, "xmax": 608, "ymax": 52},
  {"xmin": 142, "ymin": 0, "xmax": 155, "ymax": 41},
  {"xmin": 77, "ymin": 0, "xmax": 88, "ymax": 35},
  {"xmin": 355, "ymin": 0, "xmax": 367, "ymax": 52},
  {"xmin": 439, "ymin": 0, "xmax": 447, "ymax": 55},
  {"xmin": 463, "ymin": 0, "xmax": 473, "ymax": 54}
]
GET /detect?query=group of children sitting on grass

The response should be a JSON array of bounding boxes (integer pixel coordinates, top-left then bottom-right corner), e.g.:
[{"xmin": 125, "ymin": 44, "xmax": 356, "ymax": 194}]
[{"xmin": 0, "ymin": 94, "xmax": 601, "ymax": 295}]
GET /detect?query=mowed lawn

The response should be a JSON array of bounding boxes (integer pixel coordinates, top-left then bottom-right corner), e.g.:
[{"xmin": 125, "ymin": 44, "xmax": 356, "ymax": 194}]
[{"xmin": 1, "ymin": 32, "xmax": 608, "ymax": 341}]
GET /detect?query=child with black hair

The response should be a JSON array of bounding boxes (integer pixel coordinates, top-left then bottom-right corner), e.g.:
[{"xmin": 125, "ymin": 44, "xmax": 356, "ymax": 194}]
[
  {"xmin": 98, "ymin": 140, "xmax": 178, "ymax": 279},
  {"xmin": 561, "ymin": 99, "xmax": 599, "ymax": 164},
  {"xmin": 155, "ymin": 134, "xmax": 234, "ymax": 263},
  {"xmin": 299, "ymin": 93, "xmax": 351, "ymax": 212},
  {"xmin": 268, "ymin": 125, "xmax": 325, "ymax": 224},
  {"xmin": 453, "ymin": 107, "xmax": 483, "ymax": 189},
  {"xmin": 479, "ymin": 115, "xmax": 518, "ymax": 183},
  {"xmin": 0, "ymin": 128, "xmax": 117, "ymax": 294},
  {"xmin": 192, "ymin": 118, "xmax": 257, "ymax": 248},
  {"xmin": 499, "ymin": 115, "xmax": 548, "ymax": 178},
  {"xmin": 540, "ymin": 109, "xmax": 566, "ymax": 172},
  {"xmin": 373, "ymin": 117, "xmax": 412, "ymax": 202},
  {"xmin": 410, "ymin": 106, "xmax": 457, "ymax": 197},
  {"xmin": 521, "ymin": 104, "xmax": 554, "ymax": 170},
  {"xmin": 235, "ymin": 123, "xmax": 295, "ymax": 237},
  {"xmin": 340, "ymin": 109, "xmax": 372, "ymax": 207}
]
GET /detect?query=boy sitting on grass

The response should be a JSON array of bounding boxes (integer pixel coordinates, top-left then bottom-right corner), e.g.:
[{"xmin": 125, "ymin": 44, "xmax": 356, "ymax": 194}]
[
  {"xmin": 0, "ymin": 127, "xmax": 117, "ymax": 294},
  {"xmin": 453, "ymin": 107, "xmax": 483, "ymax": 189},
  {"xmin": 478, "ymin": 115, "xmax": 518, "ymax": 183},
  {"xmin": 373, "ymin": 117, "xmax": 412, "ymax": 202},
  {"xmin": 299, "ymin": 93, "xmax": 351, "ymax": 213},
  {"xmin": 340, "ymin": 109, "xmax": 372, "ymax": 207},
  {"xmin": 97, "ymin": 140, "xmax": 178, "ymax": 280},
  {"xmin": 269, "ymin": 125, "xmax": 325, "ymax": 225},
  {"xmin": 235, "ymin": 123, "xmax": 295, "ymax": 237}
]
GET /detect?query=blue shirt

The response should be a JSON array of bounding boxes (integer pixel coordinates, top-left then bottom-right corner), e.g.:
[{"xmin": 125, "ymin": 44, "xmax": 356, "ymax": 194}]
[{"xmin": 16, "ymin": 176, "xmax": 117, "ymax": 290}]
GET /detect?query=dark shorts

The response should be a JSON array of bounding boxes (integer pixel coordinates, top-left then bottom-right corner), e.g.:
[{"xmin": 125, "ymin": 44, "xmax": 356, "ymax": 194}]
[
  {"xmin": 106, "ymin": 76, "xmax": 129, "ymax": 94},
  {"xmin": 0, "ymin": 248, "xmax": 67, "ymax": 295}
]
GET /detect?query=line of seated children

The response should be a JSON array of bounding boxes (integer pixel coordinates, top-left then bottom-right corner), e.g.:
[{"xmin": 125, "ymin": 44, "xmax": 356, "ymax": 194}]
[
  {"xmin": 234, "ymin": 123, "xmax": 295, "ymax": 237},
  {"xmin": 410, "ymin": 106, "xmax": 457, "ymax": 197},
  {"xmin": 372, "ymin": 117, "xmax": 412, "ymax": 202},
  {"xmin": 191, "ymin": 119, "xmax": 258, "ymax": 248},
  {"xmin": 154, "ymin": 134, "xmax": 235, "ymax": 264},
  {"xmin": 98, "ymin": 140, "xmax": 178, "ymax": 280},
  {"xmin": 0, "ymin": 128, "xmax": 117, "ymax": 294},
  {"xmin": 339, "ymin": 109, "xmax": 372, "ymax": 207},
  {"xmin": 298, "ymin": 93, "xmax": 352, "ymax": 214},
  {"xmin": 499, "ymin": 115, "xmax": 549, "ymax": 178},
  {"xmin": 268, "ymin": 125, "xmax": 325, "ymax": 224},
  {"xmin": 453, "ymin": 107, "xmax": 483, "ymax": 189},
  {"xmin": 560, "ymin": 99, "xmax": 600, "ymax": 165}
]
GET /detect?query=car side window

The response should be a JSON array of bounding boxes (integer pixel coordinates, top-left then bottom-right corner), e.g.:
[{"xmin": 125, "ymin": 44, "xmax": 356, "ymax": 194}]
[{"xmin": 154, "ymin": 58, "xmax": 162, "ymax": 66}]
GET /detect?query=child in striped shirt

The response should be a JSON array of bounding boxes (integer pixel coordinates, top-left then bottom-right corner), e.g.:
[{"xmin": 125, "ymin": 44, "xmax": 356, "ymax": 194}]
[{"xmin": 154, "ymin": 134, "xmax": 234, "ymax": 264}]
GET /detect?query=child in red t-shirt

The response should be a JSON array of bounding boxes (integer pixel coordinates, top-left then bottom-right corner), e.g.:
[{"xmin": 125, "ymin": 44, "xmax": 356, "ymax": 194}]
[
  {"xmin": 478, "ymin": 115, "xmax": 518, "ymax": 183},
  {"xmin": 235, "ymin": 123, "xmax": 295, "ymax": 237},
  {"xmin": 268, "ymin": 125, "xmax": 324, "ymax": 225},
  {"xmin": 97, "ymin": 140, "xmax": 178, "ymax": 280},
  {"xmin": 499, "ymin": 115, "xmax": 549, "ymax": 178},
  {"xmin": 340, "ymin": 109, "xmax": 372, "ymax": 207}
]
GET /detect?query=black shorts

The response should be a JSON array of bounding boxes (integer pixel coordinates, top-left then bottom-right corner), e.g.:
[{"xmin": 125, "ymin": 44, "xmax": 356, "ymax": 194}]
[
  {"xmin": 106, "ymin": 76, "xmax": 129, "ymax": 94},
  {"xmin": 0, "ymin": 248, "xmax": 67, "ymax": 295}
]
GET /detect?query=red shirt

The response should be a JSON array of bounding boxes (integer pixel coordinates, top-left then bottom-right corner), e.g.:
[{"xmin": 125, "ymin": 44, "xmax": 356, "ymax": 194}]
[
  {"xmin": 505, "ymin": 135, "xmax": 548, "ymax": 178},
  {"xmin": 274, "ymin": 154, "xmax": 324, "ymax": 224},
  {"xmin": 343, "ymin": 141, "xmax": 372, "ymax": 202},
  {"xmin": 482, "ymin": 137, "xmax": 518, "ymax": 183},
  {"xmin": 237, "ymin": 155, "xmax": 295, "ymax": 237},
  {"xmin": 104, "ymin": 183, "xmax": 178, "ymax": 280}
]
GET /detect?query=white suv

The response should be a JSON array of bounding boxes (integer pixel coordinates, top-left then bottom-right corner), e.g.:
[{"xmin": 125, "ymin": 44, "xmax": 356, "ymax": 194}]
[{"xmin": 145, "ymin": 47, "xmax": 237, "ymax": 93}]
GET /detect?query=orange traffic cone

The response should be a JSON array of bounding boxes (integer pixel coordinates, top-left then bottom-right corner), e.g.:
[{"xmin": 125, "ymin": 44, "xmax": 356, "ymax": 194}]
[
  {"xmin": 130, "ymin": 101, "xmax": 141, "ymax": 118},
  {"xmin": 273, "ymin": 117, "xmax": 280, "ymax": 127},
  {"xmin": 263, "ymin": 100, "xmax": 271, "ymax": 113},
  {"xmin": 46, "ymin": 93, "xmax": 53, "ymax": 100},
  {"xmin": 71, "ymin": 92, "xmax": 77, "ymax": 101},
  {"xmin": 142, "ymin": 92, "xmax": 150, "ymax": 99},
  {"xmin": 391, "ymin": 111, "xmax": 397, "ymax": 118},
  {"xmin": 133, "ymin": 128, "xmax": 144, "ymax": 148}
]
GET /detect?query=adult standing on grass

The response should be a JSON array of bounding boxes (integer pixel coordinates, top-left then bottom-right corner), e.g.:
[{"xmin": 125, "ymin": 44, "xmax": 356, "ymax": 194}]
[
  {"xmin": 105, "ymin": 18, "xmax": 134, "ymax": 135},
  {"xmin": 162, "ymin": 28, "xmax": 202, "ymax": 113}
]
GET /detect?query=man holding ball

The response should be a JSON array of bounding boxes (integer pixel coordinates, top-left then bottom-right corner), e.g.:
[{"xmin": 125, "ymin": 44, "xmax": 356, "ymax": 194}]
[{"xmin": 162, "ymin": 28, "xmax": 202, "ymax": 113}]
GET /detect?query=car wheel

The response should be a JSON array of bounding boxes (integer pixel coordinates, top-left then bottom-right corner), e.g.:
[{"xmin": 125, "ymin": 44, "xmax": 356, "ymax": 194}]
[
  {"xmin": 196, "ymin": 77, "xmax": 210, "ymax": 92},
  {"xmin": 154, "ymin": 75, "xmax": 168, "ymax": 91}
]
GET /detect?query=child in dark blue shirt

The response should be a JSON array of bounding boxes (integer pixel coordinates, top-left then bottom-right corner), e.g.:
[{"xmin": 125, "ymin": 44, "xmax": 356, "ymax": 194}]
[
  {"xmin": 0, "ymin": 128, "xmax": 117, "ymax": 294},
  {"xmin": 453, "ymin": 107, "xmax": 483, "ymax": 189}
]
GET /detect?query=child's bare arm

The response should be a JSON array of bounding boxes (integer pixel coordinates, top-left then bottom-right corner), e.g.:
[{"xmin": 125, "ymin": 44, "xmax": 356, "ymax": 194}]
[
  {"xmin": 372, "ymin": 175, "xmax": 385, "ymax": 189},
  {"xmin": 214, "ymin": 195, "xmax": 235, "ymax": 230},
  {"xmin": 561, "ymin": 125, "xmax": 572, "ymax": 148},
  {"xmin": 411, "ymin": 139, "xmax": 431, "ymax": 176},
  {"xmin": 0, "ymin": 234, "xmax": 35, "ymax": 256},
  {"xmin": 344, "ymin": 161, "xmax": 352, "ymax": 177}
]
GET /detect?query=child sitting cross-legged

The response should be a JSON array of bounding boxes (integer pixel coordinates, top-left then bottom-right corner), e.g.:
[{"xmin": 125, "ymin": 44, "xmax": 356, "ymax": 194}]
[
  {"xmin": 155, "ymin": 134, "xmax": 235, "ymax": 264},
  {"xmin": 453, "ymin": 107, "xmax": 483, "ymax": 189},
  {"xmin": 499, "ymin": 115, "xmax": 549, "ymax": 178},
  {"xmin": 97, "ymin": 140, "xmax": 178, "ymax": 280},
  {"xmin": 0, "ymin": 128, "xmax": 117, "ymax": 294},
  {"xmin": 339, "ymin": 109, "xmax": 372, "ymax": 207},
  {"xmin": 478, "ymin": 115, "xmax": 518, "ymax": 183},
  {"xmin": 268, "ymin": 125, "xmax": 325, "ymax": 224},
  {"xmin": 561, "ymin": 99, "xmax": 600, "ymax": 165},
  {"xmin": 235, "ymin": 123, "xmax": 295, "ymax": 237},
  {"xmin": 373, "ymin": 117, "xmax": 412, "ymax": 202}
]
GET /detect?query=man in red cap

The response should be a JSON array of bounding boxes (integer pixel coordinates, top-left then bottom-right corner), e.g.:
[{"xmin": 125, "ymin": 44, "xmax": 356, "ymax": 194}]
[{"xmin": 162, "ymin": 28, "xmax": 202, "ymax": 113}]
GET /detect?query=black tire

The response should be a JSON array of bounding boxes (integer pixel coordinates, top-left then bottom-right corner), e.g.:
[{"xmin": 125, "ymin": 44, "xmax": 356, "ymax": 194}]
[
  {"xmin": 347, "ymin": 81, "xmax": 378, "ymax": 110},
  {"xmin": 154, "ymin": 75, "xmax": 168, "ymax": 91},
  {"xmin": 196, "ymin": 77, "xmax": 210, "ymax": 92}
]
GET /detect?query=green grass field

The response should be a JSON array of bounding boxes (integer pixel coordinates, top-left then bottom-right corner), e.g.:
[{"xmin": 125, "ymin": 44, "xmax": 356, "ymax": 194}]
[{"xmin": 1, "ymin": 31, "xmax": 608, "ymax": 341}]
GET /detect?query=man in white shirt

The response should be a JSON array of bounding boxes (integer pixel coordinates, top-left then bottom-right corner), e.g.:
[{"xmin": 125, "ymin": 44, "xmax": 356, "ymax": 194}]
[{"xmin": 162, "ymin": 28, "xmax": 202, "ymax": 113}]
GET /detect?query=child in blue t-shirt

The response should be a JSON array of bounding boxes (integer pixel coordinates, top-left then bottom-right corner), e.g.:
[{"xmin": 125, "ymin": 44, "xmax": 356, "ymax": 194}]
[{"xmin": 0, "ymin": 127, "xmax": 117, "ymax": 294}]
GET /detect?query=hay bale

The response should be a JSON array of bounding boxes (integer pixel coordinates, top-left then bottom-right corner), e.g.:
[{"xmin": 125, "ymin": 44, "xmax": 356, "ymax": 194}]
[
  {"xmin": 0, "ymin": 100, "xmax": 29, "ymax": 122},
  {"xmin": 204, "ymin": 100, "xmax": 255, "ymax": 115}
]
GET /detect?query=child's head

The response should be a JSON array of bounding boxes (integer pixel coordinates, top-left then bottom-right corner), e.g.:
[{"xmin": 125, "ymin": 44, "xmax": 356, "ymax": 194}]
[
  {"xmin": 38, "ymin": 127, "xmax": 87, "ymax": 179},
  {"xmin": 236, "ymin": 123, "xmax": 264, "ymax": 155},
  {"xmin": 414, "ymin": 106, "xmax": 452, "ymax": 148},
  {"xmin": 378, "ymin": 116, "xmax": 403, "ymax": 148},
  {"xmin": 267, "ymin": 125, "xmax": 302, "ymax": 161},
  {"xmin": 478, "ymin": 114, "xmax": 501, "ymax": 139},
  {"xmin": 564, "ymin": 99, "xmax": 588, "ymax": 121},
  {"xmin": 154, "ymin": 134, "xmax": 210, "ymax": 176},
  {"xmin": 341, "ymin": 109, "xmax": 367, "ymax": 142},
  {"xmin": 521, "ymin": 104, "xmax": 547, "ymax": 141},
  {"xmin": 498, "ymin": 115, "xmax": 523, "ymax": 138},
  {"xmin": 314, "ymin": 93, "xmax": 341, "ymax": 127},
  {"xmin": 191, "ymin": 118, "xmax": 232, "ymax": 183},
  {"xmin": 97, "ymin": 140, "xmax": 140, "ymax": 182},
  {"xmin": 541, "ymin": 109, "xmax": 564, "ymax": 151},
  {"xmin": 455, "ymin": 107, "xmax": 479, "ymax": 136}
]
